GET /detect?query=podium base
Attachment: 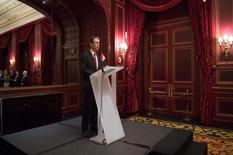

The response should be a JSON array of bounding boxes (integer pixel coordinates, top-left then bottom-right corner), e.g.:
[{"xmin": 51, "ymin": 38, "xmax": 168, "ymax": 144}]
[
  {"xmin": 90, "ymin": 135, "xmax": 107, "ymax": 145},
  {"xmin": 90, "ymin": 128, "xmax": 107, "ymax": 145}
]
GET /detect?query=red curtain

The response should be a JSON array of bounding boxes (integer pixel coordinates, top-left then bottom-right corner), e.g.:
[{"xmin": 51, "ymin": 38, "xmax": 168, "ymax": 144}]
[
  {"xmin": 188, "ymin": 0, "xmax": 214, "ymax": 125},
  {"xmin": 0, "ymin": 33, "xmax": 10, "ymax": 70},
  {"xmin": 41, "ymin": 19, "xmax": 56, "ymax": 36},
  {"xmin": 125, "ymin": 1, "xmax": 145, "ymax": 113},
  {"xmin": 0, "ymin": 33, "xmax": 10, "ymax": 49},
  {"xmin": 16, "ymin": 24, "xmax": 33, "ymax": 42},
  {"xmin": 41, "ymin": 19, "xmax": 56, "ymax": 85},
  {"xmin": 130, "ymin": 0, "xmax": 182, "ymax": 12},
  {"xmin": 27, "ymin": 29, "xmax": 35, "ymax": 84},
  {"xmin": 15, "ymin": 24, "xmax": 34, "ymax": 72}
]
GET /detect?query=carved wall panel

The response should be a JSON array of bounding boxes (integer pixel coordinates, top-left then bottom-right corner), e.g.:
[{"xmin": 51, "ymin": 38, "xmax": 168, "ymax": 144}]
[
  {"xmin": 212, "ymin": 0, "xmax": 233, "ymax": 126},
  {"xmin": 173, "ymin": 47, "xmax": 194, "ymax": 82},
  {"xmin": 213, "ymin": 87, "xmax": 233, "ymax": 127},
  {"xmin": 150, "ymin": 48, "xmax": 168, "ymax": 82}
]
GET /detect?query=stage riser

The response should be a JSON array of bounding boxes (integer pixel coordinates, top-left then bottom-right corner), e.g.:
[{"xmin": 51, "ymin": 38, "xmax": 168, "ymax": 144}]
[
  {"xmin": 0, "ymin": 138, "xmax": 26, "ymax": 155},
  {"xmin": 184, "ymin": 142, "xmax": 207, "ymax": 155},
  {"xmin": 0, "ymin": 118, "xmax": 207, "ymax": 155},
  {"xmin": 150, "ymin": 129, "xmax": 193, "ymax": 155}
]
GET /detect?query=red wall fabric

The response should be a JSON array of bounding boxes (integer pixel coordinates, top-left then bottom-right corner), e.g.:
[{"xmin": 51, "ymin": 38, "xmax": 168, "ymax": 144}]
[{"xmin": 188, "ymin": 0, "xmax": 214, "ymax": 125}]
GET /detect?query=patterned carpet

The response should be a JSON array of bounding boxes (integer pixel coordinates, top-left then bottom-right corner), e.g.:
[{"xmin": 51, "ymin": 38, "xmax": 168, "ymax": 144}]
[{"xmin": 129, "ymin": 115, "xmax": 233, "ymax": 155}]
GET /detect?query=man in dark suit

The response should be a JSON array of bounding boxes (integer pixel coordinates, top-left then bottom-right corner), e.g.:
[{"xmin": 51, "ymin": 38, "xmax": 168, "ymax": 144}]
[
  {"xmin": 13, "ymin": 71, "xmax": 21, "ymax": 87},
  {"xmin": 8, "ymin": 70, "xmax": 15, "ymax": 87},
  {"xmin": 21, "ymin": 70, "xmax": 31, "ymax": 86},
  {"xmin": 80, "ymin": 36, "xmax": 105, "ymax": 138}
]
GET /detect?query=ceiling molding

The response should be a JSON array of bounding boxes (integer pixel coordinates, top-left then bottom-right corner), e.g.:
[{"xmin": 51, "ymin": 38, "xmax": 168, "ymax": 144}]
[{"xmin": 0, "ymin": 0, "xmax": 44, "ymax": 35}]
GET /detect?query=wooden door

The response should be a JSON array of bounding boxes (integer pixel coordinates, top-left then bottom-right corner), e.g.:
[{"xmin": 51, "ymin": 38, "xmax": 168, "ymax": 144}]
[{"xmin": 145, "ymin": 19, "xmax": 198, "ymax": 118}]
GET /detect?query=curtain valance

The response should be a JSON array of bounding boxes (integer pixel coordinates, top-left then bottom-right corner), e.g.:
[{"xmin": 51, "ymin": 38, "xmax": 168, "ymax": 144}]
[{"xmin": 130, "ymin": 0, "xmax": 182, "ymax": 12}]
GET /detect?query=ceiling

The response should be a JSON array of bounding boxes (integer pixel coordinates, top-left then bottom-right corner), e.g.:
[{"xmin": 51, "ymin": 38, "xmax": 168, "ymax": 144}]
[{"xmin": 0, "ymin": 0, "xmax": 45, "ymax": 35}]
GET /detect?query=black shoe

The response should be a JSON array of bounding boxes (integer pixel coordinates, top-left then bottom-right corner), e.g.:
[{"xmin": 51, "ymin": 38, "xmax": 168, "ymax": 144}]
[
  {"xmin": 89, "ymin": 131, "xmax": 98, "ymax": 138},
  {"xmin": 82, "ymin": 131, "xmax": 90, "ymax": 138},
  {"xmin": 82, "ymin": 131, "xmax": 95, "ymax": 138}
]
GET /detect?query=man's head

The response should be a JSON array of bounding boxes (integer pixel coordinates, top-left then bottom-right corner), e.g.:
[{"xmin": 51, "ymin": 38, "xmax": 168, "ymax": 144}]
[
  {"xmin": 23, "ymin": 70, "xmax": 27, "ymax": 76},
  {"xmin": 90, "ymin": 36, "xmax": 100, "ymax": 53}
]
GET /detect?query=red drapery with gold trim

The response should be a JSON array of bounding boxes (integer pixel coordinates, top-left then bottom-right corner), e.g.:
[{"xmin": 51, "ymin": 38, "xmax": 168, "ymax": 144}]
[
  {"xmin": 125, "ymin": 1, "xmax": 145, "ymax": 113},
  {"xmin": 188, "ymin": 0, "xmax": 214, "ymax": 125}
]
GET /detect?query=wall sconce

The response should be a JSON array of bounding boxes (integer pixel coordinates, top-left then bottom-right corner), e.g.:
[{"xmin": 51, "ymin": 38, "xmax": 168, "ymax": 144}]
[
  {"xmin": 119, "ymin": 41, "xmax": 128, "ymax": 55},
  {"xmin": 118, "ymin": 41, "xmax": 128, "ymax": 65},
  {"xmin": 9, "ymin": 59, "xmax": 15, "ymax": 65},
  {"xmin": 33, "ymin": 56, "xmax": 40, "ymax": 63},
  {"xmin": 218, "ymin": 34, "xmax": 233, "ymax": 59},
  {"xmin": 33, "ymin": 56, "xmax": 40, "ymax": 70}
]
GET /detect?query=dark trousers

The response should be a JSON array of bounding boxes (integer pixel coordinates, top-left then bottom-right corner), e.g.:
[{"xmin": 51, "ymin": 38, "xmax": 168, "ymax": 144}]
[{"xmin": 82, "ymin": 87, "xmax": 98, "ymax": 133}]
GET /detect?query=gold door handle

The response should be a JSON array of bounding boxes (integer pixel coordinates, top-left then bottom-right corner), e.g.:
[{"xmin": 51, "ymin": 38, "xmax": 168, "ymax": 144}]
[{"xmin": 170, "ymin": 84, "xmax": 173, "ymax": 98}]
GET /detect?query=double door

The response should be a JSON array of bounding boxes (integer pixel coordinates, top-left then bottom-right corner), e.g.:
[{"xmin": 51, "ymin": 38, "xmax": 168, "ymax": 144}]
[{"xmin": 145, "ymin": 21, "xmax": 199, "ymax": 117}]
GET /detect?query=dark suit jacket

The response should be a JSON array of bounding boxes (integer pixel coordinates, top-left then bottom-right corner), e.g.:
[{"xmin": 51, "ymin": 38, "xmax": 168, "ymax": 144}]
[
  {"xmin": 9, "ymin": 75, "xmax": 15, "ymax": 87},
  {"xmin": 14, "ymin": 75, "xmax": 21, "ymax": 87},
  {"xmin": 21, "ymin": 75, "xmax": 31, "ymax": 86},
  {"xmin": 80, "ymin": 50, "xmax": 104, "ymax": 90}
]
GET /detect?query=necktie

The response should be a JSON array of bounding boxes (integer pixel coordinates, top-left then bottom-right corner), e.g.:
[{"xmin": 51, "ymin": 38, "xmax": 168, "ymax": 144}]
[
  {"xmin": 93, "ymin": 54, "xmax": 96, "ymax": 65},
  {"xmin": 93, "ymin": 54, "xmax": 98, "ymax": 70}
]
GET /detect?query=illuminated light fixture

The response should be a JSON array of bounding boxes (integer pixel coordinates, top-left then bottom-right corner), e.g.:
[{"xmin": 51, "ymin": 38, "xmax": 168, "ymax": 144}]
[
  {"xmin": 203, "ymin": 0, "xmax": 206, "ymax": 2},
  {"xmin": 9, "ymin": 59, "xmax": 15, "ymax": 65},
  {"xmin": 119, "ymin": 41, "xmax": 128, "ymax": 55},
  {"xmin": 33, "ymin": 56, "xmax": 40, "ymax": 63},
  {"xmin": 118, "ymin": 32, "xmax": 128, "ymax": 66},
  {"xmin": 118, "ymin": 41, "xmax": 128, "ymax": 66},
  {"xmin": 218, "ymin": 34, "xmax": 233, "ymax": 59}
]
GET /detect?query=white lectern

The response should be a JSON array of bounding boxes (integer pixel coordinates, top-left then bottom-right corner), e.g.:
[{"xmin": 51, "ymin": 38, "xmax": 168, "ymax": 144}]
[{"xmin": 89, "ymin": 66, "xmax": 125, "ymax": 145}]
